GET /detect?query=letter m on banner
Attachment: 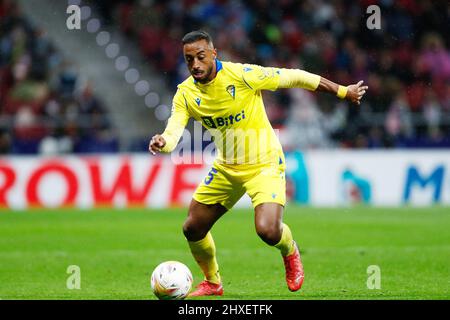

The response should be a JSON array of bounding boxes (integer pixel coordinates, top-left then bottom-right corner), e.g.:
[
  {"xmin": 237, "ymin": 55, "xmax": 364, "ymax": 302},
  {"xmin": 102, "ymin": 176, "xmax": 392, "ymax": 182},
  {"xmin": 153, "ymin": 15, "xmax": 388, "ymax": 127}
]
[{"xmin": 403, "ymin": 165, "xmax": 444, "ymax": 203}]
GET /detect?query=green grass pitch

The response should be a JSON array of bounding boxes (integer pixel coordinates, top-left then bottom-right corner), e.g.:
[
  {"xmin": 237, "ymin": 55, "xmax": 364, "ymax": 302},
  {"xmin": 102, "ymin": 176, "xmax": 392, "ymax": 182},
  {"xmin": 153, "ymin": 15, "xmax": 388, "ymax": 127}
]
[{"xmin": 0, "ymin": 206, "xmax": 449, "ymax": 300}]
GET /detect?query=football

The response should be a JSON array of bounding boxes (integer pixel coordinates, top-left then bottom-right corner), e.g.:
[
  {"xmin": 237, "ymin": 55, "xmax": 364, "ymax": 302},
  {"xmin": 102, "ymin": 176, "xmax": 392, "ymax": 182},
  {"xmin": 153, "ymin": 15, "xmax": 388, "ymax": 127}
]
[{"xmin": 150, "ymin": 261, "xmax": 193, "ymax": 300}]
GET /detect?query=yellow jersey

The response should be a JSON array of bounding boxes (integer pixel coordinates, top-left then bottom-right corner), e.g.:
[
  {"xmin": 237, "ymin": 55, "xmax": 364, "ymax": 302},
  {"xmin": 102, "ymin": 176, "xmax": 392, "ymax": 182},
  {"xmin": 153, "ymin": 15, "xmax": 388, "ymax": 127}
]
[{"xmin": 161, "ymin": 60, "xmax": 284, "ymax": 166}]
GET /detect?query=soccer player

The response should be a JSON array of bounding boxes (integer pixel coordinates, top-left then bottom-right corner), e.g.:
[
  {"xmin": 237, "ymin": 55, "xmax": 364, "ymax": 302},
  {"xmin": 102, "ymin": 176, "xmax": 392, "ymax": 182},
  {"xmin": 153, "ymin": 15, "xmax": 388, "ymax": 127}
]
[{"xmin": 149, "ymin": 30, "xmax": 368, "ymax": 297}]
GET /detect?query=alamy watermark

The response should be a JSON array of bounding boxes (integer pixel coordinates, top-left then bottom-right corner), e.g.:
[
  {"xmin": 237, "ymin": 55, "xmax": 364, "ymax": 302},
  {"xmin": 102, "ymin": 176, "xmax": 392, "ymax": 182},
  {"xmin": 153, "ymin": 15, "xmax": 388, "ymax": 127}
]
[
  {"xmin": 66, "ymin": 5, "xmax": 81, "ymax": 30},
  {"xmin": 366, "ymin": 5, "xmax": 381, "ymax": 30},
  {"xmin": 366, "ymin": 265, "xmax": 381, "ymax": 289},
  {"xmin": 66, "ymin": 265, "xmax": 81, "ymax": 289}
]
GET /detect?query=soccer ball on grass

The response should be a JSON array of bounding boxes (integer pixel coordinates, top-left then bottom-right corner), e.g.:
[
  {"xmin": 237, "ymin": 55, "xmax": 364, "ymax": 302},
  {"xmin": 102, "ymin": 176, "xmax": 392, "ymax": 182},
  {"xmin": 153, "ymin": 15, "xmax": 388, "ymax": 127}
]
[{"xmin": 150, "ymin": 261, "xmax": 193, "ymax": 300}]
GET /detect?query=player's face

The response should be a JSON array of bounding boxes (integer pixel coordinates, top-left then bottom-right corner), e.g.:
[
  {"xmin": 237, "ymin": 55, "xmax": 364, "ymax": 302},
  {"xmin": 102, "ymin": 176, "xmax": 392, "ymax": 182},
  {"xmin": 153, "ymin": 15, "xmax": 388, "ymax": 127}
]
[{"xmin": 183, "ymin": 40, "xmax": 217, "ymax": 83}]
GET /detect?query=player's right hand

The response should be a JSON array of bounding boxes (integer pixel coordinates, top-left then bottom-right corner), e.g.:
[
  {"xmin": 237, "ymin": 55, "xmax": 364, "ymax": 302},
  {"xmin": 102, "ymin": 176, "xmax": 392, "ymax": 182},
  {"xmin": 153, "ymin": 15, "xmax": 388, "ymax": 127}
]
[{"xmin": 149, "ymin": 134, "xmax": 166, "ymax": 155}]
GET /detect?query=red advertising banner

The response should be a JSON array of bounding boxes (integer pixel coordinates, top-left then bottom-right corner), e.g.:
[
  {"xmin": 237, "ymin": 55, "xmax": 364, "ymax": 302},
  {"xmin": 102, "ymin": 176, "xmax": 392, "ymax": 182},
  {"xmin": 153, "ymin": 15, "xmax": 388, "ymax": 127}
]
[{"xmin": 0, "ymin": 155, "xmax": 211, "ymax": 209}]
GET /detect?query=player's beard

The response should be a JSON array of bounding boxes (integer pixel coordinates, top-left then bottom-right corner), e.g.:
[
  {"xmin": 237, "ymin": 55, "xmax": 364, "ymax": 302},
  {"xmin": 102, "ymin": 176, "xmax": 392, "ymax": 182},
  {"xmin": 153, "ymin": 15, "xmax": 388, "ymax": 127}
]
[{"xmin": 194, "ymin": 64, "xmax": 213, "ymax": 83}]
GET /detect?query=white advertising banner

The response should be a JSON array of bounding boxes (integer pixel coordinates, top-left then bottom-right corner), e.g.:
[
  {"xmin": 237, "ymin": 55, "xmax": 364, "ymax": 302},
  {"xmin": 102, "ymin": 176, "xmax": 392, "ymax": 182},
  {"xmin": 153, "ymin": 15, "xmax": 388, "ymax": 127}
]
[{"xmin": 303, "ymin": 150, "xmax": 450, "ymax": 207}]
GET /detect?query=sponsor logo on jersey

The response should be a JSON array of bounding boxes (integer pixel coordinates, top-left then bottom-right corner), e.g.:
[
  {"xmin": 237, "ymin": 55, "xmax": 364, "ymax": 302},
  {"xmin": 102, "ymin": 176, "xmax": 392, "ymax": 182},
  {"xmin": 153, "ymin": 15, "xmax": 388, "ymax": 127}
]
[{"xmin": 201, "ymin": 110, "xmax": 246, "ymax": 128}]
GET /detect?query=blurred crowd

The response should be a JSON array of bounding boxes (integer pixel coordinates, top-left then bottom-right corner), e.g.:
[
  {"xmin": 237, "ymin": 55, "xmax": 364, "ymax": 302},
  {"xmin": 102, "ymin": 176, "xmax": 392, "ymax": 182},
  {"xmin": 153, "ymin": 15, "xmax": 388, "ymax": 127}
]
[
  {"xmin": 93, "ymin": 0, "xmax": 450, "ymax": 149},
  {"xmin": 0, "ymin": 0, "xmax": 118, "ymax": 155},
  {"xmin": 1, "ymin": 0, "xmax": 449, "ymax": 155}
]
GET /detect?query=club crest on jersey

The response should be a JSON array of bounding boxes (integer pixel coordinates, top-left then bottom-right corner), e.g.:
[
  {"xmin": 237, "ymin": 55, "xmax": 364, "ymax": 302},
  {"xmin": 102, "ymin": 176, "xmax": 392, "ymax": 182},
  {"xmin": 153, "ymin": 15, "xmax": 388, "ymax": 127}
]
[
  {"xmin": 201, "ymin": 110, "xmax": 246, "ymax": 128},
  {"xmin": 195, "ymin": 97, "xmax": 201, "ymax": 106},
  {"xmin": 226, "ymin": 85, "xmax": 236, "ymax": 99}
]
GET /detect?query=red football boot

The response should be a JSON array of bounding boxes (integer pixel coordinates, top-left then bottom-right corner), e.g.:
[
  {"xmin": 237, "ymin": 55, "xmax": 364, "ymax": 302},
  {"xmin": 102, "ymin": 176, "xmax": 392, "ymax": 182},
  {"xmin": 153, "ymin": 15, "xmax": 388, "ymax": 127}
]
[
  {"xmin": 188, "ymin": 280, "xmax": 223, "ymax": 297},
  {"xmin": 283, "ymin": 241, "xmax": 304, "ymax": 291}
]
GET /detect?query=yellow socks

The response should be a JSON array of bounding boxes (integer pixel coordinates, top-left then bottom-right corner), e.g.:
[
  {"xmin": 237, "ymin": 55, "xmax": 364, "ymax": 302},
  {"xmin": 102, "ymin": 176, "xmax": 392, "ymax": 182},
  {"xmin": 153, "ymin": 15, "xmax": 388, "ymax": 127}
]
[
  {"xmin": 188, "ymin": 232, "xmax": 221, "ymax": 284},
  {"xmin": 274, "ymin": 223, "xmax": 296, "ymax": 256},
  {"xmin": 188, "ymin": 226, "xmax": 294, "ymax": 283}
]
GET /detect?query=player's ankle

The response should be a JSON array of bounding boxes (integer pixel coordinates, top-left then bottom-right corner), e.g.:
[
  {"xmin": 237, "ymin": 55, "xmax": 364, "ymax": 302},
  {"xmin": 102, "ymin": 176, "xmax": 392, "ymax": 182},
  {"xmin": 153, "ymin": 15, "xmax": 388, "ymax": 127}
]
[
  {"xmin": 205, "ymin": 271, "xmax": 221, "ymax": 284},
  {"xmin": 205, "ymin": 278, "xmax": 221, "ymax": 285}
]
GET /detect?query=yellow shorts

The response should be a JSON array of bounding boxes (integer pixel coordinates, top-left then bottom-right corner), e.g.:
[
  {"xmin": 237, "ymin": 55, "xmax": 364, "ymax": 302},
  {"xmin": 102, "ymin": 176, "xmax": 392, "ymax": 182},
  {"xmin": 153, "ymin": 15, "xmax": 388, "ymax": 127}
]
[{"xmin": 193, "ymin": 156, "xmax": 286, "ymax": 210}]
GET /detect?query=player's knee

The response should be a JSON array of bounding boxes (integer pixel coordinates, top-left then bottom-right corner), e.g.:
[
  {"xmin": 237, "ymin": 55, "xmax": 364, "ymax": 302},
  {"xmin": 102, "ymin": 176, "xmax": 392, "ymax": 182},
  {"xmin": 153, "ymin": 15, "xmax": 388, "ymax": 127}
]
[
  {"xmin": 182, "ymin": 219, "xmax": 207, "ymax": 242},
  {"xmin": 255, "ymin": 220, "xmax": 282, "ymax": 246}
]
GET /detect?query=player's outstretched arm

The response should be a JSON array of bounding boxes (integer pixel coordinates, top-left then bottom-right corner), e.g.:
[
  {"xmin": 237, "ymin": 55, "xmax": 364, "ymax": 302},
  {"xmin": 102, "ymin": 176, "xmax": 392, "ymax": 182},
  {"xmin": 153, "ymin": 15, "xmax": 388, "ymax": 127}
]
[{"xmin": 277, "ymin": 68, "xmax": 368, "ymax": 105}]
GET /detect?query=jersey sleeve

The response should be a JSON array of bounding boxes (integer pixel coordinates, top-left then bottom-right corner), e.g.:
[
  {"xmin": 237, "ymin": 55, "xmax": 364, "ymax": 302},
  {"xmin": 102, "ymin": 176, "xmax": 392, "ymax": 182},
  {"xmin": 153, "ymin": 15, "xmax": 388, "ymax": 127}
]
[
  {"xmin": 277, "ymin": 68, "xmax": 321, "ymax": 91},
  {"xmin": 241, "ymin": 64, "xmax": 281, "ymax": 91},
  {"xmin": 160, "ymin": 89, "xmax": 190, "ymax": 153}
]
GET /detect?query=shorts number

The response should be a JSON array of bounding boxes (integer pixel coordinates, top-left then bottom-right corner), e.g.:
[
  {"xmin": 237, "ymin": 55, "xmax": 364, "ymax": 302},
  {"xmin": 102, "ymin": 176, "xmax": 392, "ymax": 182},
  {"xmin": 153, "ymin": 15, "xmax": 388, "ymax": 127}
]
[{"xmin": 204, "ymin": 168, "xmax": 218, "ymax": 185}]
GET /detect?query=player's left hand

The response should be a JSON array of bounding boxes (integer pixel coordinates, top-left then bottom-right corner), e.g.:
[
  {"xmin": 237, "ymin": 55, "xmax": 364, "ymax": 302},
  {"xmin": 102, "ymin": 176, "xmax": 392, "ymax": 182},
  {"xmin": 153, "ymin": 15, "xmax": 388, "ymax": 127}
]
[{"xmin": 346, "ymin": 80, "xmax": 368, "ymax": 105}]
